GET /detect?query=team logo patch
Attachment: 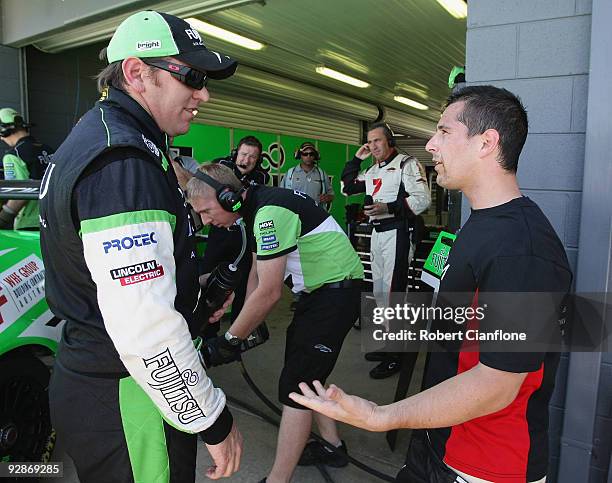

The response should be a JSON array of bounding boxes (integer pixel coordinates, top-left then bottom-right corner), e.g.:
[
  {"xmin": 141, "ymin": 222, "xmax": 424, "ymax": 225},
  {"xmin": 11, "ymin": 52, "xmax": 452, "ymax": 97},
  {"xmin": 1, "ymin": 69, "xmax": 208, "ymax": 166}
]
[
  {"xmin": 262, "ymin": 234, "xmax": 277, "ymax": 243},
  {"xmin": 261, "ymin": 242, "xmax": 279, "ymax": 251},
  {"xmin": 142, "ymin": 134, "xmax": 160, "ymax": 157},
  {"xmin": 143, "ymin": 349, "xmax": 205, "ymax": 424},
  {"xmin": 181, "ymin": 369, "xmax": 199, "ymax": 386},
  {"xmin": 37, "ymin": 151, "xmax": 53, "ymax": 164},
  {"xmin": 258, "ymin": 220, "xmax": 275, "ymax": 230},
  {"xmin": 102, "ymin": 232, "xmax": 157, "ymax": 254},
  {"xmin": 136, "ymin": 40, "xmax": 161, "ymax": 51},
  {"xmin": 184, "ymin": 28, "xmax": 204, "ymax": 46},
  {"xmin": 110, "ymin": 260, "xmax": 164, "ymax": 286}
]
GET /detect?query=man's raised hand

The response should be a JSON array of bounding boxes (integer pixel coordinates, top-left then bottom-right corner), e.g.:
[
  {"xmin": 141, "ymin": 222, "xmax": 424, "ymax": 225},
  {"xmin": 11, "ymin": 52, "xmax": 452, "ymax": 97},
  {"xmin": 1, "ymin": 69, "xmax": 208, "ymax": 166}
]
[{"xmin": 289, "ymin": 380, "xmax": 384, "ymax": 432}]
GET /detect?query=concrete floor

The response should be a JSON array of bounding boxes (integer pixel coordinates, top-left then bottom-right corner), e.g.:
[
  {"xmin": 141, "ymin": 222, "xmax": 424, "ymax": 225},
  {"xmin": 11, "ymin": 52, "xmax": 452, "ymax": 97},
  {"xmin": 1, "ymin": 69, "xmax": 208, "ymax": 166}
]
[{"xmin": 53, "ymin": 288, "xmax": 425, "ymax": 482}]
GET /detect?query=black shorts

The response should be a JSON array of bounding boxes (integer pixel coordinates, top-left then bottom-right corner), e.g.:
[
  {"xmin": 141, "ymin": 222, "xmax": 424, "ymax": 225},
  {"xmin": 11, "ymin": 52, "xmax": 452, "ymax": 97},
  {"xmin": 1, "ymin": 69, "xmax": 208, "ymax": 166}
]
[
  {"xmin": 396, "ymin": 430, "xmax": 464, "ymax": 483},
  {"xmin": 279, "ymin": 283, "xmax": 361, "ymax": 409}
]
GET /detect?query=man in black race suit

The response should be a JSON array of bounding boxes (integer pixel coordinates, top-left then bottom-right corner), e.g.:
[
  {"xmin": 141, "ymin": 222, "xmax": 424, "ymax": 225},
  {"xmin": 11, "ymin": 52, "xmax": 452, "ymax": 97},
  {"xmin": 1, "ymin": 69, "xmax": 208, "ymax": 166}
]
[
  {"xmin": 40, "ymin": 11, "xmax": 242, "ymax": 482},
  {"xmin": 290, "ymin": 85, "xmax": 572, "ymax": 483}
]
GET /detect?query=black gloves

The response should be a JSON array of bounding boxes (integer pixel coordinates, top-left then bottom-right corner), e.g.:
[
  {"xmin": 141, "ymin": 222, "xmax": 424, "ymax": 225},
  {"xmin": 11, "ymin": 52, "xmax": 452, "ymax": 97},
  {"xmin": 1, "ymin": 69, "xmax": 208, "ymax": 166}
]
[
  {"xmin": 0, "ymin": 205, "xmax": 17, "ymax": 229},
  {"xmin": 202, "ymin": 335, "xmax": 242, "ymax": 367}
]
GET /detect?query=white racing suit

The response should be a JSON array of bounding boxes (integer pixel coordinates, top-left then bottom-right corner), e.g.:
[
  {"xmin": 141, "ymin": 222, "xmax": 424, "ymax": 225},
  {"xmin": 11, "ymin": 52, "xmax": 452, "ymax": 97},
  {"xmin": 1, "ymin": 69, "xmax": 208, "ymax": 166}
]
[{"xmin": 342, "ymin": 151, "xmax": 431, "ymax": 306}]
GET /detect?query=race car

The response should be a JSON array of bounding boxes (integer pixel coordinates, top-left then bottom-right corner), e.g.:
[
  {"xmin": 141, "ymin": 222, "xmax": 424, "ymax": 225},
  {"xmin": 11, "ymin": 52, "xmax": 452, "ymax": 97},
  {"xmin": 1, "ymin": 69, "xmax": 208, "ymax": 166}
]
[{"xmin": 0, "ymin": 179, "xmax": 61, "ymax": 463}]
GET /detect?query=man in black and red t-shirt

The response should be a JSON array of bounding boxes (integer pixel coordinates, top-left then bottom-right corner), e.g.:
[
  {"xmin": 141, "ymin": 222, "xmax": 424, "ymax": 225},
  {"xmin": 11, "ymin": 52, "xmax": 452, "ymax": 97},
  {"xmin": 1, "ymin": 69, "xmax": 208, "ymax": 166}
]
[{"xmin": 289, "ymin": 85, "xmax": 572, "ymax": 483}]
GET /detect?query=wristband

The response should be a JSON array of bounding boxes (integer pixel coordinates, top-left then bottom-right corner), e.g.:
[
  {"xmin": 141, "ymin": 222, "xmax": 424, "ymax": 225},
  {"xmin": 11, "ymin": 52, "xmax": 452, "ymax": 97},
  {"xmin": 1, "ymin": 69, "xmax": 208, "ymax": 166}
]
[{"xmin": 199, "ymin": 406, "xmax": 233, "ymax": 445}]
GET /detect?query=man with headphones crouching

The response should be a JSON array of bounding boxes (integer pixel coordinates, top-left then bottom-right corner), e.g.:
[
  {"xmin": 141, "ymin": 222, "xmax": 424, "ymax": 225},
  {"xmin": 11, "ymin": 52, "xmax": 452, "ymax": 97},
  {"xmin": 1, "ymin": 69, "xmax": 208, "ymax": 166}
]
[
  {"xmin": 280, "ymin": 141, "xmax": 334, "ymax": 209},
  {"xmin": 0, "ymin": 108, "xmax": 54, "ymax": 229},
  {"xmin": 187, "ymin": 163, "xmax": 364, "ymax": 483},
  {"xmin": 342, "ymin": 122, "xmax": 431, "ymax": 379},
  {"xmin": 201, "ymin": 135, "xmax": 269, "ymax": 327}
]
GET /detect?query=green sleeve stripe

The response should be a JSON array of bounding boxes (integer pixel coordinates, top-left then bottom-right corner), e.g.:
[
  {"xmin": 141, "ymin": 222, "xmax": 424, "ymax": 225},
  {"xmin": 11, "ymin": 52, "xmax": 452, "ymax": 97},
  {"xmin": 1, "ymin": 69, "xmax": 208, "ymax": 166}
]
[
  {"xmin": 80, "ymin": 210, "xmax": 176, "ymax": 234},
  {"xmin": 99, "ymin": 107, "xmax": 111, "ymax": 147},
  {"xmin": 160, "ymin": 152, "xmax": 169, "ymax": 172}
]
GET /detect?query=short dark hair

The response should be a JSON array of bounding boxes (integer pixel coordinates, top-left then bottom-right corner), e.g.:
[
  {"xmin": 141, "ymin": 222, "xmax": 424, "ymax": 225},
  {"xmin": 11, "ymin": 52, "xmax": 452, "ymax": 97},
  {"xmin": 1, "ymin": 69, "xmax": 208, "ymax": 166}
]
[
  {"xmin": 445, "ymin": 85, "xmax": 528, "ymax": 172},
  {"xmin": 236, "ymin": 135, "xmax": 262, "ymax": 154},
  {"xmin": 367, "ymin": 122, "xmax": 394, "ymax": 144}
]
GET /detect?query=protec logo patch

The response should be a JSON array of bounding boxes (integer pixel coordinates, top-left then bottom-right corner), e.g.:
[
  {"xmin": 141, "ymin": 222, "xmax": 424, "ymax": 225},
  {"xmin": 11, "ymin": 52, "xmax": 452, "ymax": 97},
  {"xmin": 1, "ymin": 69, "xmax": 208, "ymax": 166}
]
[{"xmin": 102, "ymin": 232, "xmax": 157, "ymax": 254}]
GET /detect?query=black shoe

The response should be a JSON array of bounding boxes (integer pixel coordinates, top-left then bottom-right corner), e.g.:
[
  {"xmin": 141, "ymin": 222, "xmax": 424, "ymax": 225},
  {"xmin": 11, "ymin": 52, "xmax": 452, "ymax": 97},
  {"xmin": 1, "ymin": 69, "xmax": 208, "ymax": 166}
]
[
  {"xmin": 257, "ymin": 479, "xmax": 266, "ymax": 483},
  {"xmin": 364, "ymin": 351, "xmax": 387, "ymax": 362},
  {"xmin": 298, "ymin": 440, "xmax": 349, "ymax": 468},
  {"xmin": 369, "ymin": 360, "xmax": 402, "ymax": 379}
]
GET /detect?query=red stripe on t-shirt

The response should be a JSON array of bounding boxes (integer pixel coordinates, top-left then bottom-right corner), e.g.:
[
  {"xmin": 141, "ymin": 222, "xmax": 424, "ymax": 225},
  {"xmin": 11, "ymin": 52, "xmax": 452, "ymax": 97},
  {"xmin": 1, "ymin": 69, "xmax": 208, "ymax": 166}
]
[{"xmin": 442, "ymin": 291, "xmax": 546, "ymax": 481}]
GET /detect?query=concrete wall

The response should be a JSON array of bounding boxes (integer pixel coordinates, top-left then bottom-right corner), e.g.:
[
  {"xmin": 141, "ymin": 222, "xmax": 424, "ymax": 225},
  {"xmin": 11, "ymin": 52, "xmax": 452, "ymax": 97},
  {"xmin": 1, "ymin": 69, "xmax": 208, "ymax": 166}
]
[
  {"xmin": 0, "ymin": 41, "xmax": 101, "ymax": 154},
  {"xmin": 25, "ymin": 43, "xmax": 104, "ymax": 150},
  {"xmin": 466, "ymin": 0, "xmax": 590, "ymax": 274},
  {"xmin": 467, "ymin": 1, "xmax": 611, "ymax": 482}
]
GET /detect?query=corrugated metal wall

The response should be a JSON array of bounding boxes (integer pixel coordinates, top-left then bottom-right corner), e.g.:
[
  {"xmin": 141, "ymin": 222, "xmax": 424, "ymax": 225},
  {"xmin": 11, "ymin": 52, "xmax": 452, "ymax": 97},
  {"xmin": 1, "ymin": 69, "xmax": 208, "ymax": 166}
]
[{"xmin": 197, "ymin": 91, "xmax": 362, "ymax": 145}]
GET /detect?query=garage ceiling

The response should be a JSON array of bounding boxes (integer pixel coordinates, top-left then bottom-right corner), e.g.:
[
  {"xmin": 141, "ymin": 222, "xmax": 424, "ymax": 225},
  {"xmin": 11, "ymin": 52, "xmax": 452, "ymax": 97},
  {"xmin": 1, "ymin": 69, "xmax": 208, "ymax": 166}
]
[
  {"xmin": 2, "ymin": 0, "xmax": 466, "ymax": 136},
  {"xmin": 201, "ymin": 0, "xmax": 465, "ymax": 125}
]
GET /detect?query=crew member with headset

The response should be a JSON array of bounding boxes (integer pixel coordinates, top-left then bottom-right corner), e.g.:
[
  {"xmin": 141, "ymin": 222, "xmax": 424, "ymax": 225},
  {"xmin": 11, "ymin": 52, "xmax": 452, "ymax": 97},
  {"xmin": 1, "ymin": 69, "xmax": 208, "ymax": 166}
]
[
  {"xmin": 280, "ymin": 141, "xmax": 334, "ymax": 210},
  {"xmin": 187, "ymin": 163, "xmax": 364, "ymax": 481},
  {"xmin": 342, "ymin": 122, "xmax": 431, "ymax": 379},
  {"xmin": 0, "ymin": 107, "xmax": 54, "ymax": 229},
  {"xmin": 201, "ymin": 135, "xmax": 270, "ymax": 325}
]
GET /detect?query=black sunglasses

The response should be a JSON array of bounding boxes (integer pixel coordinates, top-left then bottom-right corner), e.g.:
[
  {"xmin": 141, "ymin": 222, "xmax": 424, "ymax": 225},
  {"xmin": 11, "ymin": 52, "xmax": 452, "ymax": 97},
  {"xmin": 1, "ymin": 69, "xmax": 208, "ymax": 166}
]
[
  {"xmin": 142, "ymin": 60, "xmax": 208, "ymax": 90},
  {"xmin": 302, "ymin": 151, "xmax": 317, "ymax": 157}
]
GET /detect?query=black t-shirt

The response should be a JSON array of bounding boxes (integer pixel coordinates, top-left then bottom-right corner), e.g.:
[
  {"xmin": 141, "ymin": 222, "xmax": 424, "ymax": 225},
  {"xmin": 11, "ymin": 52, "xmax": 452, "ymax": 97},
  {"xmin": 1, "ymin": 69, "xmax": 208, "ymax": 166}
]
[{"xmin": 424, "ymin": 196, "xmax": 572, "ymax": 481}]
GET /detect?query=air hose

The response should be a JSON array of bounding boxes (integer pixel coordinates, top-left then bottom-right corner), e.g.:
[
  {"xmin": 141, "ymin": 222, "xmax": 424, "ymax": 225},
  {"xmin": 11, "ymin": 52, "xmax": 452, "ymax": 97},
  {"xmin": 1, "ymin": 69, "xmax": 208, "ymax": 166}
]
[{"xmin": 228, "ymin": 359, "xmax": 396, "ymax": 482}]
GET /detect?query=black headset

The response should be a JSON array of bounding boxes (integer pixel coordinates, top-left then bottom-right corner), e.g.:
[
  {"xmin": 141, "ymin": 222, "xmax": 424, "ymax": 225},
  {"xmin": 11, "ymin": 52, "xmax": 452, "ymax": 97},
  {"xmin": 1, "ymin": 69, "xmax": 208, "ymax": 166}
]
[
  {"xmin": 368, "ymin": 122, "xmax": 396, "ymax": 147},
  {"xmin": 192, "ymin": 170, "xmax": 244, "ymax": 213},
  {"xmin": 294, "ymin": 142, "xmax": 320, "ymax": 161}
]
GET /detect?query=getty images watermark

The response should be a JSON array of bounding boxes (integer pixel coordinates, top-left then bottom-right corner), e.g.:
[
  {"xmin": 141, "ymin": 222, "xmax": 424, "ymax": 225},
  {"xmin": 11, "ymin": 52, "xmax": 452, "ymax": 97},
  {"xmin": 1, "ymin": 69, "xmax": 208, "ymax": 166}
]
[{"xmin": 361, "ymin": 292, "xmax": 611, "ymax": 353}]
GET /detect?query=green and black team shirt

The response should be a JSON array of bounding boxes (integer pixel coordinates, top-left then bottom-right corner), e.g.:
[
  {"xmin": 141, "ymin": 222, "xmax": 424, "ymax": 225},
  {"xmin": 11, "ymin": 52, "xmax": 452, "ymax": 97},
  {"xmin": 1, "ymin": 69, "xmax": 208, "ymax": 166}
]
[
  {"xmin": 241, "ymin": 185, "xmax": 363, "ymax": 293},
  {"xmin": 2, "ymin": 135, "xmax": 53, "ymax": 228}
]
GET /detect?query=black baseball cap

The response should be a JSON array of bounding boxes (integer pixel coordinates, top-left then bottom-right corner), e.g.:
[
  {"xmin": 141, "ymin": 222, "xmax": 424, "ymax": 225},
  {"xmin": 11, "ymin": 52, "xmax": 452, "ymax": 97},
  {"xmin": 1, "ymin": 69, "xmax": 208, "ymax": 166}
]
[{"xmin": 106, "ymin": 11, "xmax": 237, "ymax": 80}]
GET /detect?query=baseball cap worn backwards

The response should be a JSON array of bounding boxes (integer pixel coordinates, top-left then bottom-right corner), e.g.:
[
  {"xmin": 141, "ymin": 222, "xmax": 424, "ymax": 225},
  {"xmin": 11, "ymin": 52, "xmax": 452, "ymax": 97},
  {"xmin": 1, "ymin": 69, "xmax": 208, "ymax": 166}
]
[
  {"xmin": 0, "ymin": 108, "xmax": 19, "ymax": 125},
  {"xmin": 106, "ymin": 11, "xmax": 237, "ymax": 80}
]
